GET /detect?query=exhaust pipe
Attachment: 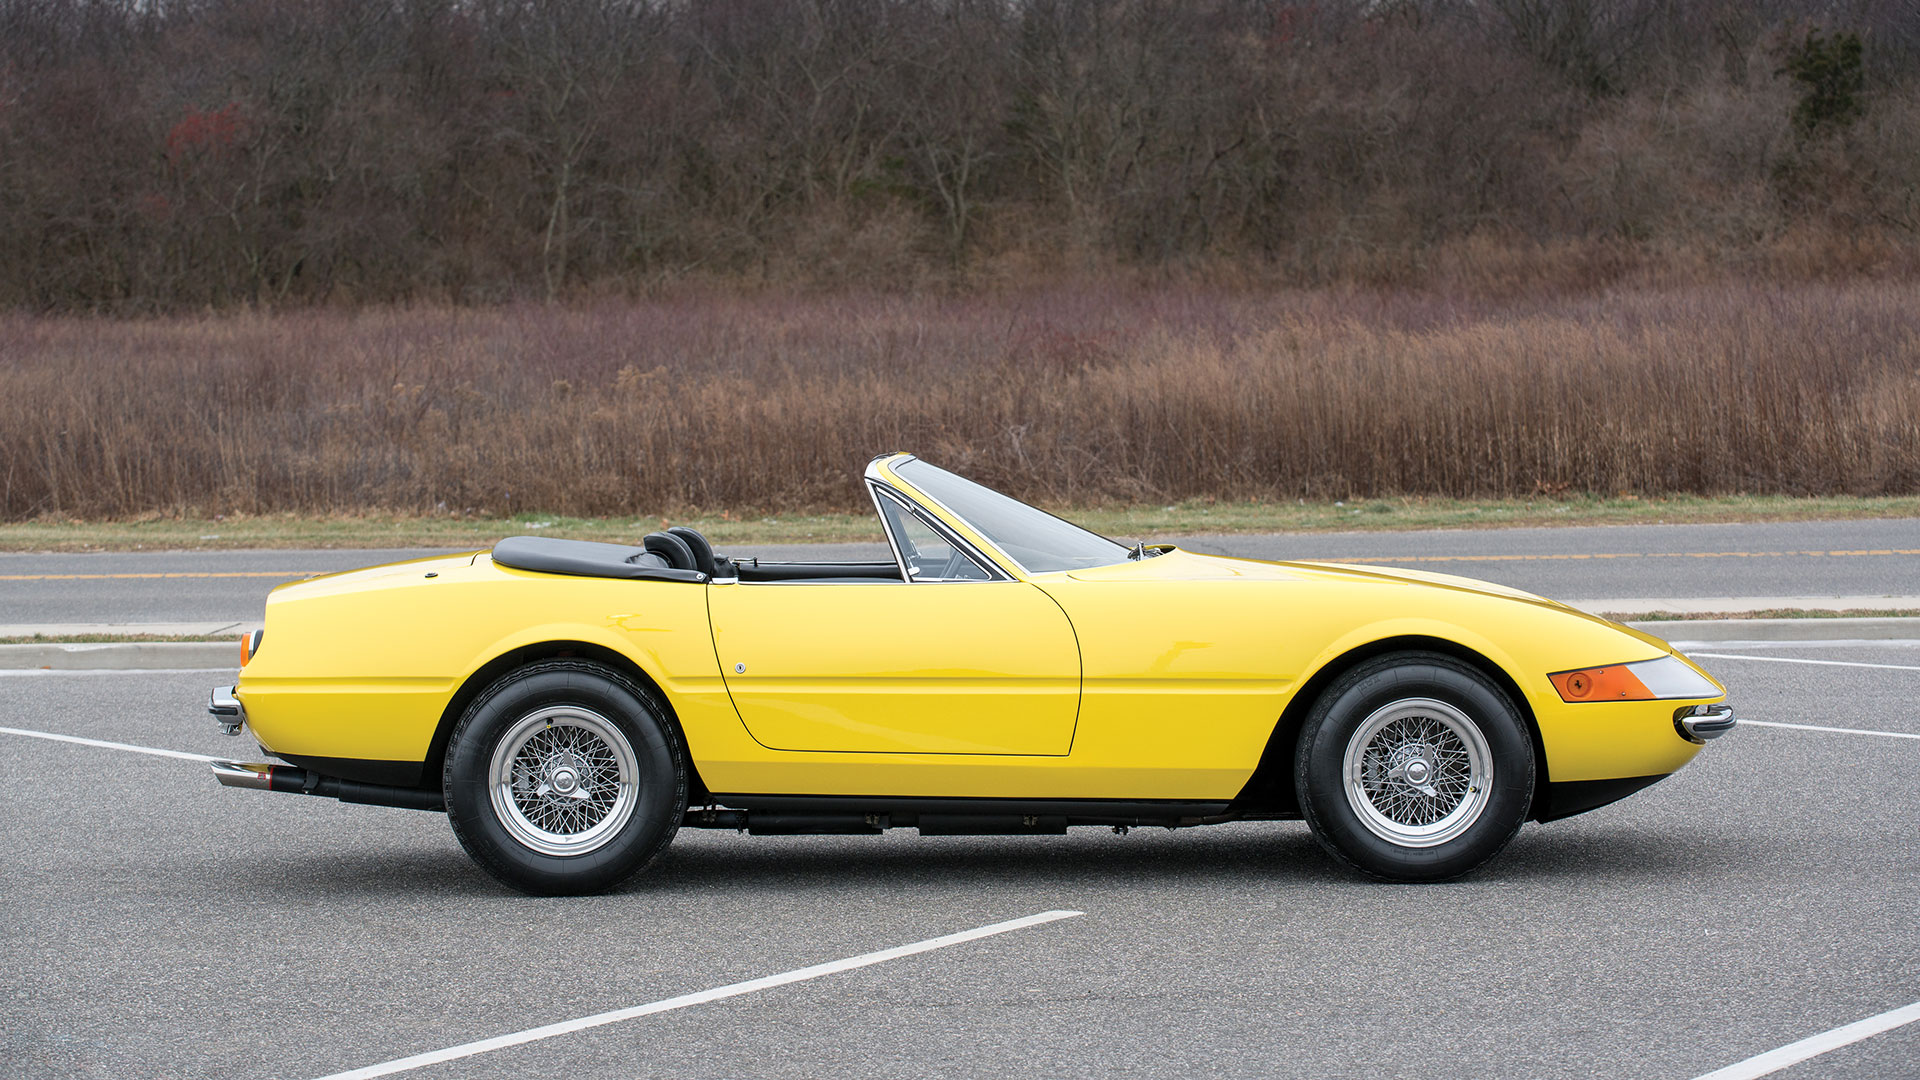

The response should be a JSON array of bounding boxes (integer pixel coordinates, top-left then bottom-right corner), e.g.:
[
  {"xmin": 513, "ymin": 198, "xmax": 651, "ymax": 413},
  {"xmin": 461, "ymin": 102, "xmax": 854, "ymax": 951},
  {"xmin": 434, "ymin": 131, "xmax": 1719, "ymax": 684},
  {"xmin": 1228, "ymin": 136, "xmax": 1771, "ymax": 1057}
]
[{"xmin": 210, "ymin": 760, "xmax": 445, "ymax": 812}]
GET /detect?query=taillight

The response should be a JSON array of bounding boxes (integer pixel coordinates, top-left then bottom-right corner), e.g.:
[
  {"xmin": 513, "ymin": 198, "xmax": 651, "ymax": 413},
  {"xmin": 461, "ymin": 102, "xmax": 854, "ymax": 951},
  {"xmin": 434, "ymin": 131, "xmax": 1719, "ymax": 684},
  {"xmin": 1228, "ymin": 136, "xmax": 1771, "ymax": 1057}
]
[{"xmin": 240, "ymin": 628, "xmax": 264, "ymax": 667}]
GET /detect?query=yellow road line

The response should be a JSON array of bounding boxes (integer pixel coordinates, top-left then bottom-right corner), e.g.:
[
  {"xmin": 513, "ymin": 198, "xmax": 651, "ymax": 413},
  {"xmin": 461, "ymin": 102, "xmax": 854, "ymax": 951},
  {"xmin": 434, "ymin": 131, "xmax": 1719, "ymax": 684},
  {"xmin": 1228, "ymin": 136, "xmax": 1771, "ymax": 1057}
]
[
  {"xmin": 0, "ymin": 571, "xmax": 322, "ymax": 581},
  {"xmin": 2, "ymin": 548, "xmax": 1917, "ymax": 580},
  {"xmin": 1306, "ymin": 549, "xmax": 1920, "ymax": 565}
]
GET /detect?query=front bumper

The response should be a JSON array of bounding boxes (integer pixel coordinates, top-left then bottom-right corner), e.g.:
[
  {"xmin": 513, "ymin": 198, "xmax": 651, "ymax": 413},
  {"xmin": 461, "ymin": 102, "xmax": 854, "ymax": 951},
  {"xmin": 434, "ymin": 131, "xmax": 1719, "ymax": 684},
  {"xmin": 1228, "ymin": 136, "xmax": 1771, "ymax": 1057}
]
[
  {"xmin": 1676, "ymin": 702, "xmax": 1738, "ymax": 743},
  {"xmin": 209, "ymin": 685, "xmax": 245, "ymax": 737}
]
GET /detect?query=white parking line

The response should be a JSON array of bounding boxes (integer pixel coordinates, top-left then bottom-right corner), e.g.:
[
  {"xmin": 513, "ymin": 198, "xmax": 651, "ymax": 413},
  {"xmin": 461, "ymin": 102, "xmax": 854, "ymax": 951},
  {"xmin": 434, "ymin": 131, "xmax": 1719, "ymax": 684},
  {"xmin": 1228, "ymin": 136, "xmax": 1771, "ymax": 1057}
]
[
  {"xmin": 1691, "ymin": 998, "xmax": 1920, "ymax": 1079},
  {"xmin": 0, "ymin": 667, "xmax": 232, "ymax": 676},
  {"xmin": 1739, "ymin": 719, "xmax": 1920, "ymax": 741},
  {"xmin": 312, "ymin": 909, "xmax": 1085, "ymax": 1080},
  {"xmin": 1670, "ymin": 639, "xmax": 1920, "ymax": 651},
  {"xmin": 1691, "ymin": 652, "xmax": 1920, "ymax": 672},
  {"xmin": 0, "ymin": 725, "xmax": 217, "ymax": 761}
]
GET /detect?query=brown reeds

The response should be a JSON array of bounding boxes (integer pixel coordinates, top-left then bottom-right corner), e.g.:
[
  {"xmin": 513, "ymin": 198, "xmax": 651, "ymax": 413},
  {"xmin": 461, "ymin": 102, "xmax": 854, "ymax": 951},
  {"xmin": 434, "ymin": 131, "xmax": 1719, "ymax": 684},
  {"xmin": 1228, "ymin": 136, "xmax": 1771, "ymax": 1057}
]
[{"xmin": 2, "ymin": 282, "xmax": 1915, "ymax": 520}]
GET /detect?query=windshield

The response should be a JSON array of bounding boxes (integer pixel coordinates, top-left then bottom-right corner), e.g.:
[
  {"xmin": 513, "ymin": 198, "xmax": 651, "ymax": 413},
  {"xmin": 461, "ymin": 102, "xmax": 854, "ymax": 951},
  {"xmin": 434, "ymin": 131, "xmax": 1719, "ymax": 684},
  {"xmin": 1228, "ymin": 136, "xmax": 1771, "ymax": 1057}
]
[{"xmin": 894, "ymin": 459, "xmax": 1131, "ymax": 573}]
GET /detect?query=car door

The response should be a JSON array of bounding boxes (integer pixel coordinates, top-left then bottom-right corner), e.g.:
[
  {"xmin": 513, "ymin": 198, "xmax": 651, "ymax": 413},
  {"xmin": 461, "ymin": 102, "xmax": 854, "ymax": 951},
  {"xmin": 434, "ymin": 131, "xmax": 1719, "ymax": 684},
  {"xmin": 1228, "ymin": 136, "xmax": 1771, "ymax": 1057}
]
[{"xmin": 706, "ymin": 490, "xmax": 1082, "ymax": 756}]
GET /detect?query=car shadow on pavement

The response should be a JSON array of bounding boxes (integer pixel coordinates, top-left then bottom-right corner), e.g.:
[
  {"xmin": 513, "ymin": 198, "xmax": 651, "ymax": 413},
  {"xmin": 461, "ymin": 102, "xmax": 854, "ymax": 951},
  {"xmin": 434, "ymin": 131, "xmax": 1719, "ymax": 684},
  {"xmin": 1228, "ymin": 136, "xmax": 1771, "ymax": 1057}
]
[
  {"xmin": 196, "ymin": 820, "xmax": 1762, "ymax": 900},
  {"xmin": 627, "ymin": 820, "xmax": 1752, "ymax": 895}
]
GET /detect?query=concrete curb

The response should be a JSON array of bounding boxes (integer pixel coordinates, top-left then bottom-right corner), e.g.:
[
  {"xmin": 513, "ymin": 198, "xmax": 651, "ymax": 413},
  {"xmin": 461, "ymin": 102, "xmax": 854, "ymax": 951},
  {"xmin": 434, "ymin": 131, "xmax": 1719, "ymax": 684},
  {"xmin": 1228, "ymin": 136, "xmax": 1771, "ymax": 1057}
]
[
  {"xmin": 0, "ymin": 642, "xmax": 239, "ymax": 671},
  {"xmin": 5, "ymin": 617, "xmax": 1914, "ymax": 670},
  {"xmin": 1625, "ymin": 617, "xmax": 1920, "ymax": 642}
]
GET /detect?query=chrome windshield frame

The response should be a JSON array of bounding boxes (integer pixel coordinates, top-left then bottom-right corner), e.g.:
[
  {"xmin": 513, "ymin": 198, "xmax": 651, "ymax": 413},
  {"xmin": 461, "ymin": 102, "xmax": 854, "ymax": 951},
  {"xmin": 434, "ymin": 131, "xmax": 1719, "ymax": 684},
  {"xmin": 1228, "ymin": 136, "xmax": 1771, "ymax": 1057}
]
[
  {"xmin": 866, "ymin": 474, "xmax": 1012, "ymax": 584},
  {"xmin": 879, "ymin": 454, "xmax": 1132, "ymax": 576}
]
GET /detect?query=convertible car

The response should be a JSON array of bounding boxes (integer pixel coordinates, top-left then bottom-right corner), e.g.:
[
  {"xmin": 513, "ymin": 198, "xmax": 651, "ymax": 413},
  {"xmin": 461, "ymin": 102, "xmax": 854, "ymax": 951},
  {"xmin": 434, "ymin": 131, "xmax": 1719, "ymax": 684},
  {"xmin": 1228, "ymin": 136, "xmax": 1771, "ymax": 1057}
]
[{"xmin": 206, "ymin": 453, "xmax": 1736, "ymax": 894}]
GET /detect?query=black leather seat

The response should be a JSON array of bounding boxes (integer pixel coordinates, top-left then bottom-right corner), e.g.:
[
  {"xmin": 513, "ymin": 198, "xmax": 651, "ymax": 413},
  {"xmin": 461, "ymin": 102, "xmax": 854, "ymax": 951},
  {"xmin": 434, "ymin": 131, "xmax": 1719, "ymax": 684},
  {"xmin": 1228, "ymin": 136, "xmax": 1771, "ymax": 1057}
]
[
  {"xmin": 667, "ymin": 526, "xmax": 720, "ymax": 577},
  {"xmin": 643, "ymin": 531, "xmax": 698, "ymax": 572}
]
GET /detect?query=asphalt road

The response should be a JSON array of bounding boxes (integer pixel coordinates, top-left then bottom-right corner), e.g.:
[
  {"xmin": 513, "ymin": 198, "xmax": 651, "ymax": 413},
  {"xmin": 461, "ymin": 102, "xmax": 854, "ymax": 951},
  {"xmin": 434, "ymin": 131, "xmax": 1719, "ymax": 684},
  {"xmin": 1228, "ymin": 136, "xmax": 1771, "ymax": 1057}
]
[
  {"xmin": 3, "ymin": 519, "xmax": 1918, "ymax": 624},
  {"xmin": 2, "ymin": 643, "xmax": 1917, "ymax": 1079}
]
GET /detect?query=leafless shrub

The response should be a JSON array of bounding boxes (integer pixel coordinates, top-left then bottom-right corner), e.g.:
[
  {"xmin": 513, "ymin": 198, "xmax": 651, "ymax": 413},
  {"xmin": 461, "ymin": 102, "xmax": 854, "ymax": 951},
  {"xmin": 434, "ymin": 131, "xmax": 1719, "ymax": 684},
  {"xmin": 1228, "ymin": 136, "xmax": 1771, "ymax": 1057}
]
[
  {"xmin": 3, "ymin": 283, "xmax": 1914, "ymax": 520},
  {"xmin": 2, "ymin": 0, "xmax": 1917, "ymax": 310}
]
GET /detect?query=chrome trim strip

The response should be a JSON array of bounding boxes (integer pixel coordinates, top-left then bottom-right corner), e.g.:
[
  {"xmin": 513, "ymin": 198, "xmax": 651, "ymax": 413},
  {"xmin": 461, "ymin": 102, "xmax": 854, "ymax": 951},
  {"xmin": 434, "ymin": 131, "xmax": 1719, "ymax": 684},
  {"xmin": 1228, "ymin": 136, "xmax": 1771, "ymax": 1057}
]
[{"xmin": 867, "ymin": 480, "xmax": 914, "ymax": 583}]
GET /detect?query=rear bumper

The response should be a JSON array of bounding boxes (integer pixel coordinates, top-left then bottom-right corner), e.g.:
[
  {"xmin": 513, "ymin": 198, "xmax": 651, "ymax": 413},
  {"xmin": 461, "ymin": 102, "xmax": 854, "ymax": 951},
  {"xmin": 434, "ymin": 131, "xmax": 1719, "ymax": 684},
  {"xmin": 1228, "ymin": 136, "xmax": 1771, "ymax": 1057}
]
[{"xmin": 209, "ymin": 685, "xmax": 245, "ymax": 736}]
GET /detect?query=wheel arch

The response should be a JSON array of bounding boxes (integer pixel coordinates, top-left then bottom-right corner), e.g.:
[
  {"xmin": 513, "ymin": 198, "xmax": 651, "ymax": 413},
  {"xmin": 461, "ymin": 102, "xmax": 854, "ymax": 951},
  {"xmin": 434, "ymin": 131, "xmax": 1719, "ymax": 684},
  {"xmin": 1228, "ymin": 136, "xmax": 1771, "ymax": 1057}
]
[
  {"xmin": 1233, "ymin": 634, "xmax": 1549, "ymax": 819},
  {"xmin": 425, "ymin": 639, "xmax": 712, "ymax": 804}
]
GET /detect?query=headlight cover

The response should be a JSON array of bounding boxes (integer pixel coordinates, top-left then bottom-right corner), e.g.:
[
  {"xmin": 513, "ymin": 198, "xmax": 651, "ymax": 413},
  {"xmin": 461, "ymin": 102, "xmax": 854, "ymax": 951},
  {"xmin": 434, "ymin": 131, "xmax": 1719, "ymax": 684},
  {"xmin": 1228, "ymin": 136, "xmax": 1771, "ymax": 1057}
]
[{"xmin": 1548, "ymin": 655, "xmax": 1720, "ymax": 703}]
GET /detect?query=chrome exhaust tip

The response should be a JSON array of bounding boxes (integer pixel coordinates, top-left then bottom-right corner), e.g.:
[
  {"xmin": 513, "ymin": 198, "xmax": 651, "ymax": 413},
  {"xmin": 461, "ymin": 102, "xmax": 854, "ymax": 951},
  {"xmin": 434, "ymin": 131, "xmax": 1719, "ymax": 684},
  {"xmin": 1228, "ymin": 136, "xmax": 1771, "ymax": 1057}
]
[
  {"xmin": 206, "ymin": 760, "xmax": 445, "ymax": 812},
  {"xmin": 210, "ymin": 760, "xmax": 276, "ymax": 790}
]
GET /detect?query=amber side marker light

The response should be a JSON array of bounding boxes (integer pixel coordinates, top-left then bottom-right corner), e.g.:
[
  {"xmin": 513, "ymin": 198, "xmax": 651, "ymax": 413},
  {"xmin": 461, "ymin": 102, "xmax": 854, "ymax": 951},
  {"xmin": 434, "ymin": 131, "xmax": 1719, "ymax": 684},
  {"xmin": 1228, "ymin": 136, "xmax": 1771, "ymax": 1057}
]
[
  {"xmin": 240, "ymin": 629, "xmax": 264, "ymax": 667},
  {"xmin": 1549, "ymin": 665, "xmax": 1652, "ymax": 702},
  {"xmin": 1548, "ymin": 655, "xmax": 1722, "ymax": 704}
]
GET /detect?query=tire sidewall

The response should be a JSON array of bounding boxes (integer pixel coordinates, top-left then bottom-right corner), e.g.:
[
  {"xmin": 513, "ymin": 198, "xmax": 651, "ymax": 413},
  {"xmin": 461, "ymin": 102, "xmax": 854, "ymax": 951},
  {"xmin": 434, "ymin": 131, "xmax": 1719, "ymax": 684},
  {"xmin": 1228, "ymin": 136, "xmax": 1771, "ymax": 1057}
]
[
  {"xmin": 444, "ymin": 664, "xmax": 684, "ymax": 895},
  {"xmin": 1296, "ymin": 657, "xmax": 1534, "ymax": 881}
]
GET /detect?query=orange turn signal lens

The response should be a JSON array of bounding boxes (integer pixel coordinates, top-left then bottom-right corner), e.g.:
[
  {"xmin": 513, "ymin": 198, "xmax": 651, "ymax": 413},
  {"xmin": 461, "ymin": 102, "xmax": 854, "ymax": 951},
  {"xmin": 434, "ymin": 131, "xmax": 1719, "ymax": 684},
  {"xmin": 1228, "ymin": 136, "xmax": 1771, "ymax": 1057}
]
[
  {"xmin": 240, "ymin": 629, "xmax": 263, "ymax": 667},
  {"xmin": 1549, "ymin": 664, "xmax": 1654, "ymax": 702}
]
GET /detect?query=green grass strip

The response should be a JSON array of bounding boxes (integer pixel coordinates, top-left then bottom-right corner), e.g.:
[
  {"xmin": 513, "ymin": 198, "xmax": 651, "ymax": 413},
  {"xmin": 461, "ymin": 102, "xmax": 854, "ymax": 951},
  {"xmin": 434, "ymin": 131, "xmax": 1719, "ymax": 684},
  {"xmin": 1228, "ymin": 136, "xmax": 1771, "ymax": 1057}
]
[{"xmin": 3, "ymin": 494, "xmax": 1916, "ymax": 552}]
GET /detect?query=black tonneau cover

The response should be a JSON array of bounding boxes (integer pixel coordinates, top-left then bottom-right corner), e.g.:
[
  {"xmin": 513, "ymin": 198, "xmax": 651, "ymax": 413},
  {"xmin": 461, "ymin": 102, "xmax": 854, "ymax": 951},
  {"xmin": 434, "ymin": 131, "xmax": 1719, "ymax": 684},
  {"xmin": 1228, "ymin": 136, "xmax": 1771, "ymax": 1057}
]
[{"xmin": 491, "ymin": 536, "xmax": 706, "ymax": 583}]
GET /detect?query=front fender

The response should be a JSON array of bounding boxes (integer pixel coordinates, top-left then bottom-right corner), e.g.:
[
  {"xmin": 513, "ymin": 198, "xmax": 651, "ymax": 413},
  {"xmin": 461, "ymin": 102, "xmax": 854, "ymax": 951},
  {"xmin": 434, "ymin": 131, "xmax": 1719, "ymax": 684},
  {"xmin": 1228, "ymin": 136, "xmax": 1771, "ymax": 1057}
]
[{"xmin": 1287, "ymin": 600, "xmax": 1708, "ymax": 784}]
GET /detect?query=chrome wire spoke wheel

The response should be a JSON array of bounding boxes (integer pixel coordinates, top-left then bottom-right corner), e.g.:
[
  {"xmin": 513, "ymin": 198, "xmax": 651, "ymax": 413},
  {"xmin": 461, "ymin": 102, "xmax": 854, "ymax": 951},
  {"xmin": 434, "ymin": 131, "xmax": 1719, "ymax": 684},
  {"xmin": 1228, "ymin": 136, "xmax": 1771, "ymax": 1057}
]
[
  {"xmin": 487, "ymin": 705, "xmax": 640, "ymax": 857},
  {"xmin": 1342, "ymin": 697, "xmax": 1493, "ymax": 848}
]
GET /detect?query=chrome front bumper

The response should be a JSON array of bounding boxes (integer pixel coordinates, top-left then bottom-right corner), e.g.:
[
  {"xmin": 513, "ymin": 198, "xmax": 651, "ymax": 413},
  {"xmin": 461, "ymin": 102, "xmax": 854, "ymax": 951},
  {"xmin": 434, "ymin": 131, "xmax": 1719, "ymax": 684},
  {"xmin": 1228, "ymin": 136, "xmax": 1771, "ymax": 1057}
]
[
  {"xmin": 209, "ymin": 685, "xmax": 245, "ymax": 736},
  {"xmin": 1677, "ymin": 703, "xmax": 1738, "ymax": 743}
]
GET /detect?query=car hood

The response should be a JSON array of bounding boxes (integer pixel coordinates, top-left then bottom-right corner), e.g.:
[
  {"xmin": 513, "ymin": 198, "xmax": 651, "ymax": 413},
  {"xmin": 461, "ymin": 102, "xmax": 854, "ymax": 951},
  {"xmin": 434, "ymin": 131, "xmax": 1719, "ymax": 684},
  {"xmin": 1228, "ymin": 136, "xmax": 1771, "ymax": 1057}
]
[
  {"xmin": 1066, "ymin": 547, "xmax": 1677, "ymax": 653},
  {"xmin": 1067, "ymin": 547, "xmax": 1542, "ymax": 598}
]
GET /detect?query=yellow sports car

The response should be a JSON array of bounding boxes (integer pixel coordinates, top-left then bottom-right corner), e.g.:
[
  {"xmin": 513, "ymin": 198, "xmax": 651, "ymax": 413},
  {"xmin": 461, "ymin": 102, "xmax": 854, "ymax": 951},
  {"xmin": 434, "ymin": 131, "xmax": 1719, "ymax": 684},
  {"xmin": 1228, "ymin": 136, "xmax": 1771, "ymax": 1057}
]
[{"xmin": 207, "ymin": 453, "xmax": 1736, "ymax": 894}]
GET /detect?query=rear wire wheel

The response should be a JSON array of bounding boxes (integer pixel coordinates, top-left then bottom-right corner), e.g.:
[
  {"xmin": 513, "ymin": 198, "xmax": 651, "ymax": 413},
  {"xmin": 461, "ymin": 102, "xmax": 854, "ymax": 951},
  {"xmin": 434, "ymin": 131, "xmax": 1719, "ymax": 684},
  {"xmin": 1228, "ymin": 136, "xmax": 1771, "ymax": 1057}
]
[
  {"xmin": 487, "ymin": 705, "xmax": 640, "ymax": 857},
  {"xmin": 444, "ymin": 660, "xmax": 686, "ymax": 895},
  {"xmin": 1295, "ymin": 652, "xmax": 1534, "ymax": 881}
]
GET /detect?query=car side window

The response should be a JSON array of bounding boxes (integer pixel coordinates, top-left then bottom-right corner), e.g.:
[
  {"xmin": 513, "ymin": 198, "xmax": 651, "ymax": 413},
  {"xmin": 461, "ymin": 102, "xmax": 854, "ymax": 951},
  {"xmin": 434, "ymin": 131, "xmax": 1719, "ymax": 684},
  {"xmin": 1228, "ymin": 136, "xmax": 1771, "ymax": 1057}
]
[{"xmin": 876, "ymin": 491, "xmax": 994, "ymax": 582}]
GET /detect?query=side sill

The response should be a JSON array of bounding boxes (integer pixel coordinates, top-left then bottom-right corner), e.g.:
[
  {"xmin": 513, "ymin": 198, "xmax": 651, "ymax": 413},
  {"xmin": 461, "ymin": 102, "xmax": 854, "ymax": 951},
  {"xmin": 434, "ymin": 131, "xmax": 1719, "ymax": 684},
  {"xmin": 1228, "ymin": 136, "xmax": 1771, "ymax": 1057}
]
[
  {"xmin": 704, "ymin": 793, "xmax": 1232, "ymax": 827},
  {"xmin": 274, "ymin": 753, "xmax": 424, "ymax": 789}
]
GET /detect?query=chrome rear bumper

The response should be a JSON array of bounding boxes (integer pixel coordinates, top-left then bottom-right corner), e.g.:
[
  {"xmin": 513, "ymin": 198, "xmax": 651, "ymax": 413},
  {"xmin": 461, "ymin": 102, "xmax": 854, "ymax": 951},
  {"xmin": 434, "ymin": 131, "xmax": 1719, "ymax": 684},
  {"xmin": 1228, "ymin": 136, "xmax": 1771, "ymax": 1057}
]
[
  {"xmin": 209, "ymin": 685, "xmax": 245, "ymax": 736},
  {"xmin": 1677, "ymin": 703, "xmax": 1738, "ymax": 743}
]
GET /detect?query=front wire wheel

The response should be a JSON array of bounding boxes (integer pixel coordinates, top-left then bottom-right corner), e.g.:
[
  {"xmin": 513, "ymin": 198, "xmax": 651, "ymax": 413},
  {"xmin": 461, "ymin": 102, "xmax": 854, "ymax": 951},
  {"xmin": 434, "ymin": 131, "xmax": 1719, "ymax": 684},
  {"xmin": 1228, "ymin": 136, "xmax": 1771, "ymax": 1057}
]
[
  {"xmin": 1344, "ymin": 698, "xmax": 1493, "ymax": 848},
  {"xmin": 1296, "ymin": 652, "xmax": 1534, "ymax": 882}
]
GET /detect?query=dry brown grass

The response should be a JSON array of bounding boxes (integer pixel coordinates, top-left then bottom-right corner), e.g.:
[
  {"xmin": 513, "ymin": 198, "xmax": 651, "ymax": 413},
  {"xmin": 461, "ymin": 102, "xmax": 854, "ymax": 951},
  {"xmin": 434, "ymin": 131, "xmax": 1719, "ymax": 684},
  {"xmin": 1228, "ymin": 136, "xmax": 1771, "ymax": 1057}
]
[{"xmin": 2, "ymin": 281, "xmax": 1916, "ymax": 521}]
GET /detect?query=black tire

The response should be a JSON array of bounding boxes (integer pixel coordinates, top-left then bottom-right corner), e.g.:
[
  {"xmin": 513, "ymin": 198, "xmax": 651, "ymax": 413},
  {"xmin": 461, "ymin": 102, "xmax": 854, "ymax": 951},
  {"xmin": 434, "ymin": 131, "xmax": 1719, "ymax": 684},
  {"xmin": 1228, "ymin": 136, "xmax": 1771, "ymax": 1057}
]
[
  {"xmin": 1293, "ymin": 651, "xmax": 1534, "ymax": 882},
  {"xmin": 443, "ymin": 659, "xmax": 686, "ymax": 895}
]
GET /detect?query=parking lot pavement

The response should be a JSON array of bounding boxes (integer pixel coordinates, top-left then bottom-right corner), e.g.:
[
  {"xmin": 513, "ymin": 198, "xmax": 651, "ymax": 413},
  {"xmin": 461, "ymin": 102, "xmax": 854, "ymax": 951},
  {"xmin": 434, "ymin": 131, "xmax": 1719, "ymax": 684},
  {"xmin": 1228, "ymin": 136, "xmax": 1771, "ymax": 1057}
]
[
  {"xmin": 8, "ymin": 518, "xmax": 1919, "ymax": 627},
  {"xmin": 2, "ymin": 649, "xmax": 1916, "ymax": 1080}
]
